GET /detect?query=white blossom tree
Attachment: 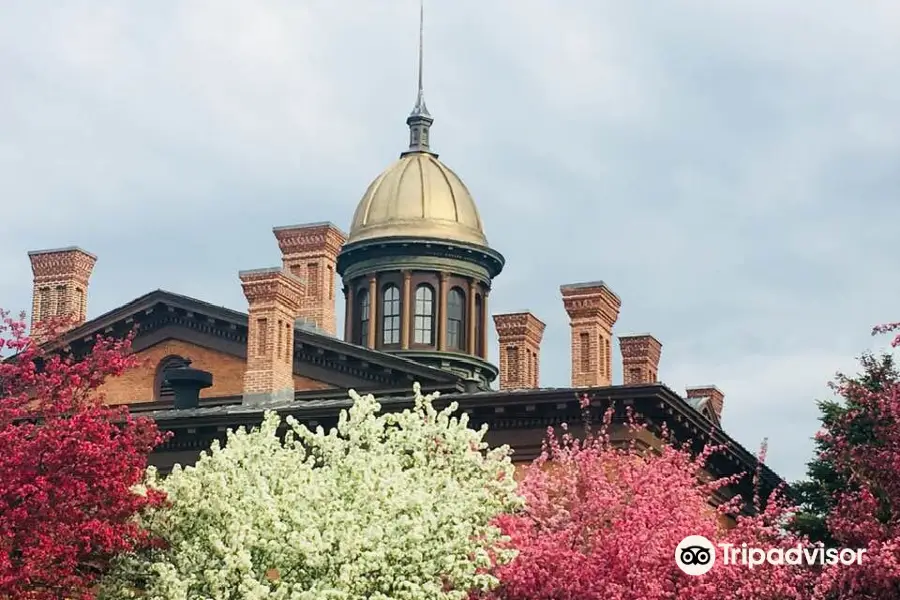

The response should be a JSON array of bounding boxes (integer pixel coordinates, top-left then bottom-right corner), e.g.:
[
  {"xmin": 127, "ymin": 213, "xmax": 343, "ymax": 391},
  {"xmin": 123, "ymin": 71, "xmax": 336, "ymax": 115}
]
[{"xmin": 100, "ymin": 384, "xmax": 522, "ymax": 600}]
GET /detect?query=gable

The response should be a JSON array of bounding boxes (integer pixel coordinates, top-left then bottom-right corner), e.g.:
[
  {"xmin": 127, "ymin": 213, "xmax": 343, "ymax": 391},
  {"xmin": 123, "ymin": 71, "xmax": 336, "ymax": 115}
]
[
  {"xmin": 55, "ymin": 290, "xmax": 461, "ymax": 397},
  {"xmin": 684, "ymin": 394, "xmax": 721, "ymax": 428}
]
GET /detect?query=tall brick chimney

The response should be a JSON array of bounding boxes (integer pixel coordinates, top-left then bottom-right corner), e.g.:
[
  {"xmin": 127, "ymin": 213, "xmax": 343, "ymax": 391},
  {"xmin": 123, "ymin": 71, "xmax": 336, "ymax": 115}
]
[
  {"xmin": 28, "ymin": 246, "xmax": 97, "ymax": 341},
  {"xmin": 493, "ymin": 311, "xmax": 546, "ymax": 390},
  {"xmin": 273, "ymin": 222, "xmax": 346, "ymax": 336},
  {"xmin": 686, "ymin": 385, "xmax": 725, "ymax": 421},
  {"xmin": 619, "ymin": 333, "xmax": 662, "ymax": 385},
  {"xmin": 561, "ymin": 281, "xmax": 621, "ymax": 387},
  {"xmin": 239, "ymin": 268, "xmax": 305, "ymax": 404}
]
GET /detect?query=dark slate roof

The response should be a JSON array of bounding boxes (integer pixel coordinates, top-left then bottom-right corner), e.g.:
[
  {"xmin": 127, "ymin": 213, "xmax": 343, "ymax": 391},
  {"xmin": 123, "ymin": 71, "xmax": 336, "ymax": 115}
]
[{"xmin": 140, "ymin": 382, "xmax": 781, "ymax": 490}]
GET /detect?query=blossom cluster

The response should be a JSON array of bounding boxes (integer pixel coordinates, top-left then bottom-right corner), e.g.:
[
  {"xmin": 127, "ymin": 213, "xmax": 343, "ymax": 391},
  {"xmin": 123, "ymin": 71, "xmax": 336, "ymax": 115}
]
[
  {"xmin": 7, "ymin": 302, "xmax": 900, "ymax": 599},
  {"xmin": 480, "ymin": 407, "xmax": 818, "ymax": 600},
  {"xmin": 100, "ymin": 384, "xmax": 522, "ymax": 600},
  {"xmin": 0, "ymin": 311, "xmax": 165, "ymax": 600},
  {"xmin": 811, "ymin": 328, "xmax": 900, "ymax": 598}
]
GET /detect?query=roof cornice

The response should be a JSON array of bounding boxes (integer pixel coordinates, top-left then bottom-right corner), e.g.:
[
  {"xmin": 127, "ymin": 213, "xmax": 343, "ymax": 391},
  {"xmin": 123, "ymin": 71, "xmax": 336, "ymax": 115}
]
[{"xmin": 32, "ymin": 289, "xmax": 462, "ymax": 389}]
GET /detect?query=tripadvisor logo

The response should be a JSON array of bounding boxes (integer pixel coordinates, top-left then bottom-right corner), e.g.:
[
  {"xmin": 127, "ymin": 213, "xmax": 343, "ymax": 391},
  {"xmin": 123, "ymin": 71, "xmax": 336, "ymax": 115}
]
[
  {"xmin": 675, "ymin": 536, "xmax": 716, "ymax": 575},
  {"xmin": 674, "ymin": 535, "xmax": 866, "ymax": 575}
]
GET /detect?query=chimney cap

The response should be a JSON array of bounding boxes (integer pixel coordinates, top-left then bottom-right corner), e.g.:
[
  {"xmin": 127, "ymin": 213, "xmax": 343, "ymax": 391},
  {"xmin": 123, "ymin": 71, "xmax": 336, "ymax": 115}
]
[
  {"xmin": 238, "ymin": 266, "xmax": 306, "ymax": 286},
  {"xmin": 238, "ymin": 266, "xmax": 286, "ymax": 278},
  {"xmin": 560, "ymin": 280, "xmax": 621, "ymax": 301},
  {"xmin": 238, "ymin": 266, "xmax": 306, "ymax": 285},
  {"xmin": 27, "ymin": 246, "xmax": 97, "ymax": 260},
  {"xmin": 493, "ymin": 309, "xmax": 544, "ymax": 319},
  {"xmin": 686, "ymin": 384, "xmax": 723, "ymax": 392},
  {"xmin": 272, "ymin": 221, "xmax": 346, "ymax": 235},
  {"xmin": 561, "ymin": 279, "xmax": 607, "ymax": 290}
]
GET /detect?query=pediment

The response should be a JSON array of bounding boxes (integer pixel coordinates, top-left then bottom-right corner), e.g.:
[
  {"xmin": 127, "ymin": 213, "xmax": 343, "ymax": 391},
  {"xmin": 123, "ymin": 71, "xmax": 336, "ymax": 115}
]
[{"xmin": 52, "ymin": 289, "xmax": 462, "ymax": 391}]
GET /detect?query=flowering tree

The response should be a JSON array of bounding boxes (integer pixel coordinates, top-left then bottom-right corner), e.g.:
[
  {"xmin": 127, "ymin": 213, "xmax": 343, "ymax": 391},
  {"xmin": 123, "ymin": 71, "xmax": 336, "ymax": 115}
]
[
  {"xmin": 808, "ymin": 325, "xmax": 900, "ymax": 598},
  {"xmin": 99, "ymin": 384, "xmax": 522, "ymax": 600},
  {"xmin": 792, "ymin": 351, "xmax": 898, "ymax": 547},
  {"xmin": 0, "ymin": 311, "xmax": 165, "ymax": 599},
  {"xmin": 480, "ymin": 402, "xmax": 817, "ymax": 600}
]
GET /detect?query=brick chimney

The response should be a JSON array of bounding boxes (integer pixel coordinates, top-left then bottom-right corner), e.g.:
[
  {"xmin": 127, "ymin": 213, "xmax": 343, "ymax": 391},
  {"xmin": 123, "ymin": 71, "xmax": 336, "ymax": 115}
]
[
  {"xmin": 493, "ymin": 311, "xmax": 546, "ymax": 390},
  {"xmin": 686, "ymin": 385, "xmax": 725, "ymax": 421},
  {"xmin": 273, "ymin": 222, "xmax": 346, "ymax": 336},
  {"xmin": 619, "ymin": 333, "xmax": 662, "ymax": 384},
  {"xmin": 28, "ymin": 246, "xmax": 97, "ymax": 341},
  {"xmin": 239, "ymin": 268, "xmax": 305, "ymax": 404},
  {"xmin": 561, "ymin": 281, "xmax": 621, "ymax": 387}
]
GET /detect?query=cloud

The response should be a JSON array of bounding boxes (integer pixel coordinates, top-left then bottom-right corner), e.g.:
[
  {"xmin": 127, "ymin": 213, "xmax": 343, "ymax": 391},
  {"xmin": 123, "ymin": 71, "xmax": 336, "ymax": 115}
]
[{"xmin": 2, "ymin": 0, "xmax": 899, "ymax": 482}]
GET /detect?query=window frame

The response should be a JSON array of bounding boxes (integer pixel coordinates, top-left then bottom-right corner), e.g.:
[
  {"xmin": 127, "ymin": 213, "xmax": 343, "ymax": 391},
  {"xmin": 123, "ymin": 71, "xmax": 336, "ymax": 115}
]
[
  {"xmin": 474, "ymin": 293, "xmax": 483, "ymax": 356},
  {"xmin": 446, "ymin": 286, "xmax": 466, "ymax": 351},
  {"xmin": 356, "ymin": 287, "xmax": 371, "ymax": 346},
  {"xmin": 413, "ymin": 283, "xmax": 436, "ymax": 345},
  {"xmin": 381, "ymin": 284, "xmax": 402, "ymax": 346}
]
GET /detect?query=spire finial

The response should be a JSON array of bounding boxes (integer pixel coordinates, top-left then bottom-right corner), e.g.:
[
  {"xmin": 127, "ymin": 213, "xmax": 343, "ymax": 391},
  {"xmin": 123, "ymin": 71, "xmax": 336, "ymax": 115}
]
[
  {"xmin": 414, "ymin": 0, "xmax": 427, "ymax": 116},
  {"xmin": 404, "ymin": 0, "xmax": 435, "ymax": 155}
]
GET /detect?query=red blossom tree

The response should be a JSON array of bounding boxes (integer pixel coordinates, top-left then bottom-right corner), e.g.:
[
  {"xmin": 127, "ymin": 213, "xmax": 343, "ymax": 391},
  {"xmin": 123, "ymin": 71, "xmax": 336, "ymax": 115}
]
[
  {"xmin": 0, "ymin": 311, "xmax": 166, "ymax": 600},
  {"xmin": 809, "ymin": 324, "xmax": 900, "ymax": 599},
  {"xmin": 480, "ymin": 400, "xmax": 819, "ymax": 600}
]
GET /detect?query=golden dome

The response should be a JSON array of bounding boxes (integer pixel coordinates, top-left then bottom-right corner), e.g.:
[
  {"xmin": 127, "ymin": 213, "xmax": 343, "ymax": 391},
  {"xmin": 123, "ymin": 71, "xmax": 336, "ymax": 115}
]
[{"xmin": 347, "ymin": 151, "xmax": 488, "ymax": 247}]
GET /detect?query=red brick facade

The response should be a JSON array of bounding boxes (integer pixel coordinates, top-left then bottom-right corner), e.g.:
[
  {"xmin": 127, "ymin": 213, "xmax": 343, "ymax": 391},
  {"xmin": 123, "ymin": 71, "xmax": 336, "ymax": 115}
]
[
  {"xmin": 560, "ymin": 281, "xmax": 621, "ymax": 387},
  {"xmin": 274, "ymin": 222, "xmax": 346, "ymax": 337},
  {"xmin": 619, "ymin": 334, "xmax": 663, "ymax": 385},
  {"xmin": 493, "ymin": 311, "xmax": 546, "ymax": 390},
  {"xmin": 239, "ymin": 268, "xmax": 306, "ymax": 401},
  {"xmin": 98, "ymin": 338, "xmax": 332, "ymax": 405},
  {"xmin": 28, "ymin": 247, "xmax": 96, "ymax": 343}
]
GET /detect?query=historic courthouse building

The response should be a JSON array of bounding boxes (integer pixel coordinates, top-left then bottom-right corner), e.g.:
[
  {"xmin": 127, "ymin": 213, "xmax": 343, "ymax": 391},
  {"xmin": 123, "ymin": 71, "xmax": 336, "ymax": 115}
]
[{"xmin": 22, "ymin": 26, "xmax": 781, "ymax": 514}]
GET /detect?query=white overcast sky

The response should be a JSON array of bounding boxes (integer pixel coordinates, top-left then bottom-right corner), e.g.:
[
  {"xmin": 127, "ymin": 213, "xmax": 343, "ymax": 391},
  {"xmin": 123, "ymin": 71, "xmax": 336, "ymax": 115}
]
[{"xmin": 2, "ymin": 1, "xmax": 899, "ymax": 481}]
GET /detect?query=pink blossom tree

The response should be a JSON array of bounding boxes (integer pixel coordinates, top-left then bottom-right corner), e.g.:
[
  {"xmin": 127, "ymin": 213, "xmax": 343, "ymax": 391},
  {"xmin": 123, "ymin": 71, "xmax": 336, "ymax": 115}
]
[
  {"xmin": 808, "ymin": 324, "xmax": 900, "ymax": 598},
  {"xmin": 0, "ymin": 311, "xmax": 165, "ymax": 599},
  {"xmin": 479, "ymin": 400, "xmax": 818, "ymax": 600}
]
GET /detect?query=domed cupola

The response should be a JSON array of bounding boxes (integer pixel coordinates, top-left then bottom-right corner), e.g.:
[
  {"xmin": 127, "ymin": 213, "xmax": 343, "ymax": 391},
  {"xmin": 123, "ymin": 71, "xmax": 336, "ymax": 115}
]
[
  {"xmin": 337, "ymin": 3, "xmax": 504, "ymax": 388},
  {"xmin": 347, "ymin": 152, "xmax": 487, "ymax": 247}
]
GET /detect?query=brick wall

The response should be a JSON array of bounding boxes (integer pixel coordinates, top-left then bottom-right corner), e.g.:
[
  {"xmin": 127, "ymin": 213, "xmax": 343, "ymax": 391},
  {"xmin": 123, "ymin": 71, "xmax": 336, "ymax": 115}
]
[
  {"xmin": 294, "ymin": 373, "xmax": 332, "ymax": 393},
  {"xmin": 98, "ymin": 338, "xmax": 332, "ymax": 405}
]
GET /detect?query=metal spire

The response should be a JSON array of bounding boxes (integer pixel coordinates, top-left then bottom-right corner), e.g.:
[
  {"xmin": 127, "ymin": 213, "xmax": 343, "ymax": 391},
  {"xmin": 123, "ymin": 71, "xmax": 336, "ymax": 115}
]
[
  {"xmin": 404, "ymin": 0, "xmax": 434, "ymax": 155},
  {"xmin": 412, "ymin": 0, "xmax": 428, "ymax": 117}
]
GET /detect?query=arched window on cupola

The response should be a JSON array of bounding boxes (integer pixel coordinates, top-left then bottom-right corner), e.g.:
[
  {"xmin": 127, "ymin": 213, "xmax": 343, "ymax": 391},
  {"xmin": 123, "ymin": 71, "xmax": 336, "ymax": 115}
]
[
  {"xmin": 155, "ymin": 355, "xmax": 191, "ymax": 401},
  {"xmin": 474, "ymin": 294, "xmax": 483, "ymax": 356},
  {"xmin": 356, "ymin": 288, "xmax": 370, "ymax": 347},
  {"xmin": 382, "ymin": 284, "xmax": 401, "ymax": 345},
  {"xmin": 447, "ymin": 287, "xmax": 466, "ymax": 351},
  {"xmin": 413, "ymin": 284, "xmax": 435, "ymax": 345}
]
